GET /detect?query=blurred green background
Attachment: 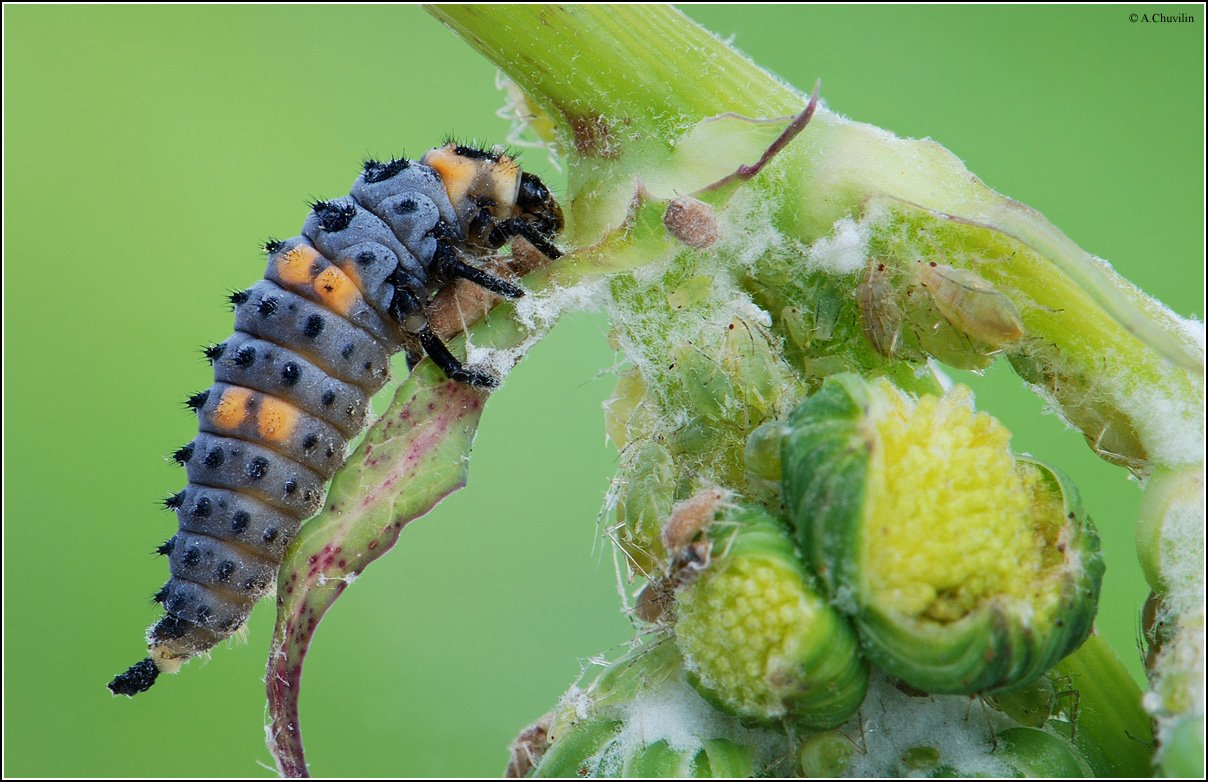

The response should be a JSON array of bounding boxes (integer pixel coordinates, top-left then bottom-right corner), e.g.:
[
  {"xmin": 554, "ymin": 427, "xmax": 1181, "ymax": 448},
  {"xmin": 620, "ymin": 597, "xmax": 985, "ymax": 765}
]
[{"xmin": 4, "ymin": 5, "xmax": 1202, "ymax": 777}]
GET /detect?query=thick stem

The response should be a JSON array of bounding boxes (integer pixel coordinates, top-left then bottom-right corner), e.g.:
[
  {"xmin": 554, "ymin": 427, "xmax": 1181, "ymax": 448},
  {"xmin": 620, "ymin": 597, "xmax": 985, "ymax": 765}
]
[
  {"xmin": 1053, "ymin": 635, "xmax": 1155, "ymax": 777},
  {"xmin": 428, "ymin": 5, "xmax": 797, "ymax": 142}
]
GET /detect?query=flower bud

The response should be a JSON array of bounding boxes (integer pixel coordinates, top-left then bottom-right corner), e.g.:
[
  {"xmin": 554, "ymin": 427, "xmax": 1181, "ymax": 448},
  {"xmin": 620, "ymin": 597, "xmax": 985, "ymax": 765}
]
[
  {"xmin": 674, "ymin": 505, "xmax": 868, "ymax": 728},
  {"xmin": 782, "ymin": 374, "xmax": 1104, "ymax": 695}
]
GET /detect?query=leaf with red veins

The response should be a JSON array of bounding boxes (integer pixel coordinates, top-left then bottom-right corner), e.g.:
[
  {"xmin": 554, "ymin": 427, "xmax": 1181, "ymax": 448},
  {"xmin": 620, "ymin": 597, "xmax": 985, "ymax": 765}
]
[{"xmin": 266, "ymin": 362, "xmax": 488, "ymax": 778}]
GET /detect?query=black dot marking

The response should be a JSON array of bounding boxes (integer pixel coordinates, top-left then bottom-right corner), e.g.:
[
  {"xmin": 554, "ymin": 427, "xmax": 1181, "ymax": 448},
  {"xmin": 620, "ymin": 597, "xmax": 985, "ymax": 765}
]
[
  {"xmin": 231, "ymin": 511, "xmax": 250, "ymax": 533},
  {"xmin": 166, "ymin": 594, "xmax": 187, "ymax": 613},
  {"xmin": 356, "ymin": 250, "xmax": 376, "ymax": 266},
  {"xmin": 152, "ymin": 615, "xmax": 189, "ymax": 640},
  {"xmin": 234, "ymin": 346, "xmax": 257, "ymax": 368},
  {"xmin": 258, "ymin": 297, "xmax": 279, "ymax": 317},
  {"xmin": 172, "ymin": 443, "xmax": 195, "ymax": 465},
  {"xmin": 281, "ymin": 362, "xmax": 301, "ymax": 386},
  {"xmin": 191, "ymin": 497, "xmax": 212, "ymax": 518},
  {"xmin": 204, "ymin": 448, "xmax": 225, "ymax": 469},
  {"xmin": 228, "ymin": 289, "xmax": 250, "ymax": 307},
  {"xmin": 302, "ymin": 433, "xmax": 319, "ymax": 451},
  {"xmin": 304, "ymin": 489, "xmax": 315, "ymax": 503},
  {"xmin": 246, "ymin": 456, "xmax": 270, "ymax": 480},
  {"xmin": 163, "ymin": 492, "xmax": 185, "ymax": 510},
  {"xmin": 284, "ymin": 480, "xmax": 297, "ymax": 495},
  {"xmin": 195, "ymin": 605, "xmax": 212, "ymax": 623},
  {"xmin": 263, "ymin": 238, "xmax": 284, "ymax": 255},
  {"xmin": 392, "ymin": 197, "xmax": 418, "ymax": 214},
  {"xmin": 262, "ymin": 527, "xmax": 279, "ymax": 543},
  {"xmin": 362, "ymin": 157, "xmax": 409, "ymax": 183},
  {"xmin": 341, "ymin": 342, "xmax": 355, "ymax": 359},
  {"xmin": 325, "ymin": 445, "xmax": 335, "ymax": 459},
  {"xmin": 185, "ymin": 389, "xmax": 210, "ymax": 411},
  {"xmin": 108, "ymin": 658, "xmax": 160, "ymax": 696},
  {"xmin": 156, "ymin": 538, "xmax": 176, "ymax": 556},
  {"xmin": 215, "ymin": 561, "xmax": 235, "ymax": 581},
  {"xmin": 203, "ymin": 343, "xmax": 226, "ymax": 364},
  {"xmin": 303, "ymin": 314, "xmax": 324, "ymax": 339},
  {"xmin": 183, "ymin": 546, "xmax": 201, "ymax": 567},
  {"xmin": 321, "ymin": 390, "xmax": 335, "ymax": 407},
  {"xmin": 363, "ymin": 361, "xmax": 372, "ymax": 371},
  {"xmin": 312, "ymin": 200, "xmax": 357, "ymax": 232}
]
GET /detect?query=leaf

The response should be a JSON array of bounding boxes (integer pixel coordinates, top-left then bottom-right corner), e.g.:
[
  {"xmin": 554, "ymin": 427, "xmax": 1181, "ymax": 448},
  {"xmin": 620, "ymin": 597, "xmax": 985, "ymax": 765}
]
[{"xmin": 265, "ymin": 361, "xmax": 488, "ymax": 778}]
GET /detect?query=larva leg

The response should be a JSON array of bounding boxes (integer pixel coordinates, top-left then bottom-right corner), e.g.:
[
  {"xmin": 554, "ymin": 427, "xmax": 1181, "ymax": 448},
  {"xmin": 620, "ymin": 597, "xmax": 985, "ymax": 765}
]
[
  {"xmin": 390, "ymin": 280, "xmax": 497, "ymax": 388},
  {"xmin": 489, "ymin": 217, "xmax": 563, "ymax": 260},
  {"xmin": 417, "ymin": 325, "xmax": 498, "ymax": 389},
  {"xmin": 438, "ymin": 255, "xmax": 524, "ymax": 300}
]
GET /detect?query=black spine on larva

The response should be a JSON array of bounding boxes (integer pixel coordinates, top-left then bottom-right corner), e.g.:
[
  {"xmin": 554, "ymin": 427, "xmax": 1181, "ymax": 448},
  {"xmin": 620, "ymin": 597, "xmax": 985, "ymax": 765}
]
[{"xmin": 112, "ymin": 155, "xmax": 479, "ymax": 697}]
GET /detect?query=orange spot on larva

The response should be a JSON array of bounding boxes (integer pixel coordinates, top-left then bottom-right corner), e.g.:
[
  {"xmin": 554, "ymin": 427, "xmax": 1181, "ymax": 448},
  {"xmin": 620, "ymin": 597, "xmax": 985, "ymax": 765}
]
[
  {"xmin": 424, "ymin": 147, "xmax": 477, "ymax": 207},
  {"xmin": 277, "ymin": 245, "xmax": 321, "ymax": 285},
  {"xmin": 312, "ymin": 266, "xmax": 359, "ymax": 315},
  {"xmin": 212, "ymin": 387, "xmax": 253, "ymax": 429},
  {"xmin": 257, "ymin": 396, "xmax": 299, "ymax": 443}
]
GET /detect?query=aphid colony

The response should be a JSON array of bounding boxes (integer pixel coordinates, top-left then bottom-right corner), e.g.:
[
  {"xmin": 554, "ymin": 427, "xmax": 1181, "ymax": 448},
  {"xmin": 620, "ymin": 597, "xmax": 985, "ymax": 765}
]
[{"xmin": 109, "ymin": 144, "xmax": 562, "ymax": 696}]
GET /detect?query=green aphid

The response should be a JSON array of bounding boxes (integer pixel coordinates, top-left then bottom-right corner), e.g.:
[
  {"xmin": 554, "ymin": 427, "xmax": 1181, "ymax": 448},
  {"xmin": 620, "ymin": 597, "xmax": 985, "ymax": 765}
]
[
  {"xmin": 993, "ymin": 727, "xmax": 1092, "ymax": 777},
  {"xmin": 613, "ymin": 441, "xmax": 676, "ymax": 577},
  {"xmin": 798, "ymin": 731, "xmax": 857, "ymax": 777},
  {"xmin": 781, "ymin": 374, "xmax": 1104, "ymax": 696}
]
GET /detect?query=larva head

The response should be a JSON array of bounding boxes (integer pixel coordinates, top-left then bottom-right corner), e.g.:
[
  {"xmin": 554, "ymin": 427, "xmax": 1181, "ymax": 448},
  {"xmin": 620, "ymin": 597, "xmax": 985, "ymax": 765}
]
[
  {"xmin": 422, "ymin": 143, "xmax": 522, "ymax": 222},
  {"xmin": 421, "ymin": 143, "xmax": 563, "ymax": 239}
]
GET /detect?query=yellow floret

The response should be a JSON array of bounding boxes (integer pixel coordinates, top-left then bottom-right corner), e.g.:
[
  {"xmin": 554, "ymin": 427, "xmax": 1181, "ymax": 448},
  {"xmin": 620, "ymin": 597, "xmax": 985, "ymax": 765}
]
[
  {"xmin": 862, "ymin": 383, "xmax": 1047, "ymax": 623},
  {"xmin": 676, "ymin": 556, "xmax": 815, "ymax": 718}
]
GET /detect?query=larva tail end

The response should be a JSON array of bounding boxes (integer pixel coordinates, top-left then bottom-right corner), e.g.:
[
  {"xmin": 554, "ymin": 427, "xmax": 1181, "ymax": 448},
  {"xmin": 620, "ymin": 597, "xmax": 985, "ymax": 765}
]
[{"xmin": 108, "ymin": 657, "xmax": 160, "ymax": 697}]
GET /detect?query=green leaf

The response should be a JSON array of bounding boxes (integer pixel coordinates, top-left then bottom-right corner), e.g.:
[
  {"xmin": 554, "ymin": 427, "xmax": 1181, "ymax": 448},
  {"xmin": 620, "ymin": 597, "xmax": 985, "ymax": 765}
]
[{"xmin": 265, "ymin": 360, "xmax": 489, "ymax": 777}]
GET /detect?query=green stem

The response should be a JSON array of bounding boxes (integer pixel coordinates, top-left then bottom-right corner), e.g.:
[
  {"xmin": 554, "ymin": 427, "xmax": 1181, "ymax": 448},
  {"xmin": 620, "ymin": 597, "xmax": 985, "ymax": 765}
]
[
  {"xmin": 1053, "ymin": 635, "xmax": 1155, "ymax": 777},
  {"xmin": 428, "ymin": 5, "xmax": 796, "ymax": 140}
]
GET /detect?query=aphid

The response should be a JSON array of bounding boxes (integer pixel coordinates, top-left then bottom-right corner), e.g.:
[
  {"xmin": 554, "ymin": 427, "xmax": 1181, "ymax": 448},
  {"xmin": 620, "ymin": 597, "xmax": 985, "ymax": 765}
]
[
  {"xmin": 108, "ymin": 143, "xmax": 563, "ymax": 696},
  {"xmin": 918, "ymin": 261, "xmax": 1024, "ymax": 348},
  {"xmin": 857, "ymin": 260, "xmax": 903, "ymax": 357},
  {"xmin": 633, "ymin": 488, "xmax": 728, "ymax": 625}
]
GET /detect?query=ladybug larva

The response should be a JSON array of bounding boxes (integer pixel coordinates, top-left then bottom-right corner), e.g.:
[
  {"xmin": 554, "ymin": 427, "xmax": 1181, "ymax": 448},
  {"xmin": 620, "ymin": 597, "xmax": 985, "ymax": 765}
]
[{"xmin": 108, "ymin": 143, "xmax": 563, "ymax": 696}]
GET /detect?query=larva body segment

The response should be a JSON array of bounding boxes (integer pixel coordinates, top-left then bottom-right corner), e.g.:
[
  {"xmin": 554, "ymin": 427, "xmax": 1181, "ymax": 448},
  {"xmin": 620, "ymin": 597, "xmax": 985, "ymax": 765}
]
[{"xmin": 110, "ymin": 144, "xmax": 564, "ymax": 696}]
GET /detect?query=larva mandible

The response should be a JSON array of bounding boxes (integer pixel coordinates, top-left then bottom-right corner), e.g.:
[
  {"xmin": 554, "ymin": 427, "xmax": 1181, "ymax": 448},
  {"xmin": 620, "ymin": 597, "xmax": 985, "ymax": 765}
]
[{"xmin": 109, "ymin": 143, "xmax": 563, "ymax": 696}]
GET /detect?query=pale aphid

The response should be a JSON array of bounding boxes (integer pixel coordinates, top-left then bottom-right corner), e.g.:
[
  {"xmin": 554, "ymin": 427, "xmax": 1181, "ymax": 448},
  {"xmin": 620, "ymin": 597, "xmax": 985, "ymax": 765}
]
[
  {"xmin": 918, "ymin": 262, "xmax": 1025, "ymax": 348},
  {"xmin": 857, "ymin": 261, "xmax": 904, "ymax": 357}
]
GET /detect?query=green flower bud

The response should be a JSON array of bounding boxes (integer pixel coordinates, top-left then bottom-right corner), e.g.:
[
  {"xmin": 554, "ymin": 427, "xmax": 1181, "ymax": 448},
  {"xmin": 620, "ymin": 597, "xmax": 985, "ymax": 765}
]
[
  {"xmin": 782, "ymin": 374, "xmax": 1104, "ymax": 695},
  {"xmin": 674, "ymin": 505, "xmax": 868, "ymax": 728}
]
